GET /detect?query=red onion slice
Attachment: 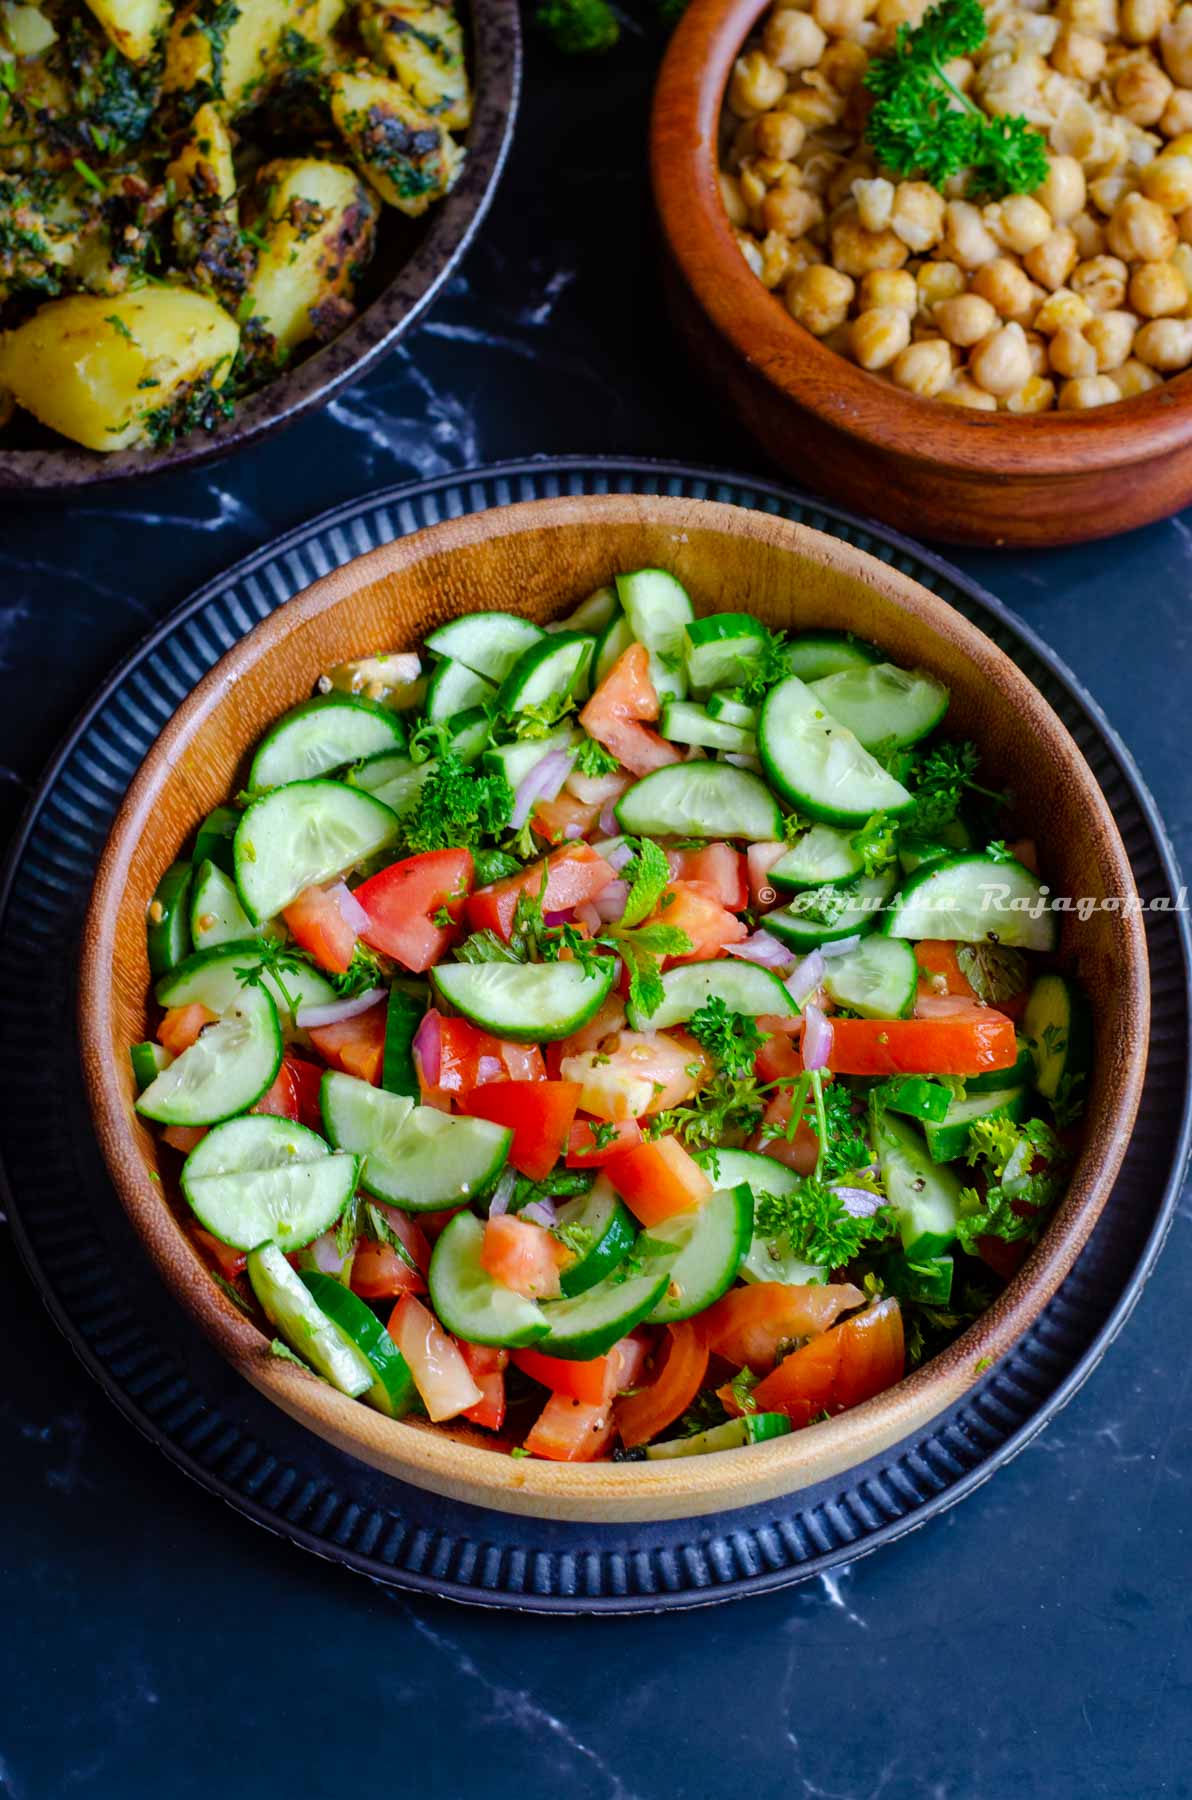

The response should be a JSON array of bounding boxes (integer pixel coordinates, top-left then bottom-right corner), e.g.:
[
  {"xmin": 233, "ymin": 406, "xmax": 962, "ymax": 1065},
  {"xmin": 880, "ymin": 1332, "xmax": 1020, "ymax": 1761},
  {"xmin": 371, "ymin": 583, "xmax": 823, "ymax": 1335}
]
[
  {"xmin": 544, "ymin": 909, "xmax": 574, "ymax": 927},
  {"xmin": 801, "ymin": 1001, "xmax": 833, "ymax": 1072},
  {"xmin": 510, "ymin": 747, "xmax": 576, "ymax": 830},
  {"xmin": 833, "ymin": 1185, "xmax": 885, "ymax": 1217},
  {"xmin": 488, "ymin": 1171, "xmax": 517, "ymax": 1217},
  {"xmin": 785, "ymin": 950, "xmax": 826, "ymax": 1007},
  {"xmin": 820, "ymin": 933, "xmax": 863, "ymax": 960},
  {"xmin": 604, "ymin": 839, "xmax": 634, "ymax": 872},
  {"xmin": 294, "ymin": 988, "xmax": 386, "ymax": 1029},
  {"xmin": 333, "ymin": 881, "xmax": 371, "ymax": 934},
  {"xmin": 593, "ymin": 879, "xmax": 629, "ymax": 923},
  {"xmin": 412, "ymin": 1007, "xmax": 442, "ymax": 1088},
  {"xmin": 726, "ymin": 929, "xmax": 793, "ymax": 969},
  {"xmin": 563, "ymin": 823, "xmax": 584, "ymax": 839},
  {"xmin": 599, "ymin": 797, "xmax": 621, "ymax": 836},
  {"xmin": 521, "ymin": 1198, "xmax": 558, "ymax": 1228},
  {"xmin": 476, "ymin": 1054, "xmax": 503, "ymax": 1084},
  {"xmin": 307, "ymin": 1230, "xmax": 354, "ymax": 1275},
  {"xmin": 575, "ymin": 901, "xmax": 602, "ymax": 932}
]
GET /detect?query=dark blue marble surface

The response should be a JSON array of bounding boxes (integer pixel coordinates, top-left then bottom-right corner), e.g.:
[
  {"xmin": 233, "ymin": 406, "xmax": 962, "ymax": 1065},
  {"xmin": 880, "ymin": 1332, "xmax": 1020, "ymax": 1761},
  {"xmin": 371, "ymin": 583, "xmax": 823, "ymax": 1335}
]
[{"xmin": 2, "ymin": 25, "xmax": 1191, "ymax": 1800}]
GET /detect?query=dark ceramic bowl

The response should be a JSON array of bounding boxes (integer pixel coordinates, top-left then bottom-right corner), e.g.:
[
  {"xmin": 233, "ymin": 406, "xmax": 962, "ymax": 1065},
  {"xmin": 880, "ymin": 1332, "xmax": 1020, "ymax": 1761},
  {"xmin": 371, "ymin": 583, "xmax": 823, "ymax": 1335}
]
[{"xmin": 0, "ymin": 0, "xmax": 520, "ymax": 495}]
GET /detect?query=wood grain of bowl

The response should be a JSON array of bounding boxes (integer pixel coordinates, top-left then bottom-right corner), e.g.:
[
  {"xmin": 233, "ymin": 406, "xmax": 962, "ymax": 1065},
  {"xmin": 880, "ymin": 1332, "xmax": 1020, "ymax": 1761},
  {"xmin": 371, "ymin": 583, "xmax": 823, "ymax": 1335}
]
[
  {"xmin": 79, "ymin": 493, "xmax": 1149, "ymax": 1521},
  {"xmin": 650, "ymin": 0, "xmax": 1192, "ymax": 548}
]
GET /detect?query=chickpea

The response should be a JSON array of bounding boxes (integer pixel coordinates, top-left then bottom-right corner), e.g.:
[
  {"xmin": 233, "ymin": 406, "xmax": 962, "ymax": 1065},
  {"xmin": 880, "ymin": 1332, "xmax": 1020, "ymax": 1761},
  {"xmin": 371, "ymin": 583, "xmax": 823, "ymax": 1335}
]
[
  {"xmin": 754, "ymin": 110, "xmax": 808, "ymax": 161},
  {"xmin": 830, "ymin": 210, "xmax": 909, "ymax": 274},
  {"xmin": 1172, "ymin": 238, "xmax": 1192, "ymax": 284},
  {"xmin": 887, "ymin": 181, "xmax": 946, "ymax": 253},
  {"xmin": 1071, "ymin": 210, "xmax": 1109, "ymax": 257},
  {"xmin": 720, "ymin": 172, "xmax": 749, "ymax": 229},
  {"xmin": 1113, "ymin": 354, "xmax": 1166, "ymax": 390},
  {"xmin": 1006, "ymin": 374, "xmax": 1059, "ymax": 411},
  {"xmin": 853, "ymin": 176, "xmax": 895, "ymax": 231},
  {"xmin": 1122, "ymin": 0, "xmax": 1172, "ymax": 40},
  {"xmin": 735, "ymin": 231, "xmax": 765, "ymax": 279},
  {"xmin": 1037, "ymin": 156, "xmax": 1088, "ymax": 225},
  {"xmin": 1160, "ymin": 6, "xmax": 1192, "ymax": 86},
  {"xmin": 1072, "ymin": 252, "xmax": 1132, "ymax": 307},
  {"xmin": 814, "ymin": 0, "xmax": 866, "ymax": 33},
  {"xmin": 985, "ymin": 195, "xmax": 1054, "ymax": 255},
  {"xmin": 763, "ymin": 183, "xmax": 824, "ymax": 237},
  {"xmin": 1114, "ymin": 56, "xmax": 1173, "ymax": 123},
  {"xmin": 937, "ymin": 373, "xmax": 999, "ymax": 409},
  {"xmin": 783, "ymin": 84, "xmax": 846, "ymax": 127},
  {"xmin": 1025, "ymin": 227, "xmax": 1080, "ymax": 289},
  {"xmin": 860, "ymin": 267, "xmax": 917, "ymax": 310},
  {"xmin": 1034, "ymin": 286, "xmax": 1096, "ymax": 332},
  {"xmin": 1163, "ymin": 130, "xmax": 1192, "ymax": 154},
  {"xmin": 1161, "ymin": 86, "xmax": 1192, "ymax": 132},
  {"xmin": 849, "ymin": 304, "xmax": 912, "ymax": 367},
  {"xmin": 1060, "ymin": 0, "xmax": 1118, "ymax": 36},
  {"xmin": 760, "ymin": 231, "xmax": 796, "ymax": 287},
  {"xmin": 1049, "ymin": 323, "xmax": 1099, "ymax": 375},
  {"xmin": 917, "ymin": 259, "xmax": 966, "ymax": 308},
  {"xmin": 1141, "ymin": 151, "xmax": 1192, "ymax": 209},
  {"xmin": 972, "ymin": 256, "xmax": 1036, "ymax": 317},
  {"xmin": 876, "ymin": 0, "xmax": 929, "ymax": 25},
  {"xmin": 969, "ymin": 321, "xmax": 1034, "ymax": 394},
  {"xmin": 940, "ymin": 55, "xmax": 974, "ymax": 90},
  {"xmin": 728, "ymin": 119, "xmax": 760, "ymax": 168},
  {"xmin": 1052, "ymin": 24, "xmax": 1109, "ymax": 73},
  {"xmin": 890, "ymin": 338, "xmax": 954, "ymax": 395},
  {"xmin": 1084, "ymin": 308, "xmax": 1139, "ymax": 365},
  {"xmin": 785, "ymin": 262, "xmax": 856, "ymax": 334},
  {"xmin": 1134, "ymin": 312, "xmax": 1192, "ymax": 361},
  {"xmin": 1024, "ymin": 328, "xmax": 1050, "ymax": 374},
  {"xmin": 730, "ymin": 52, "xmax": 788, "ymax": 117},
  {"xmin": 1058, "ymin": 374, "xmax": 1126, "ymax": 405},
  {"xmin": 763, "ymin": 8, "xmax": 828, "ymax": 71},
  {"xmin": 934, "ymin": 291, "xmax": 1000, "ymax": 345},
  {"xmin": 944, "ymin": 200, "xmax": 1000, "ymax": 268},
  {"xmin": 1178, "ymin": 201, "xmax": 1192, "ymax": 237},
  {"xmin": 819, "ymin": 40, "xmax": 870, "ymax": 90},
  {"xmin": 1089, "ymin": 173, "xmax": 1136, "ymax": 215},
  {"xmin": 828, "ymin": 157, "xmax": 873, "ymax": 209},
  {"xmin": 1129, "ymin": 256, "xmax": 1188, "ymax": 311}
]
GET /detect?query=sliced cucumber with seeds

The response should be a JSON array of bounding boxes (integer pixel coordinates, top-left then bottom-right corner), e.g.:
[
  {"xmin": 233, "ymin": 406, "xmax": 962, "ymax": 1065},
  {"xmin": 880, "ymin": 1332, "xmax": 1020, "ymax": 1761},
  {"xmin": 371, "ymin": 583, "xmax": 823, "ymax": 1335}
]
[
  {"xmin": 555, "ymin": 1176, "xmax": 638, "ymax": 1297},
  {"xmin": 784, "ymin": 629, "xmax": 882, "ymax": 681},
  {"xmin": 705, "ymin": 693, "xmax": 759, "ymax": 729},
  {"xmin": 1024, "ymin": 973, "xmax": 1093, "ymax": 1103},
  {"xmin": 300, "ymin": 1271, "xmax": 420, "ymax": 1416},
  {"xmin": 646, "ymin": 1412, "xmax": 793, "ymax": 1458},
  {"xmin": 807, "ymin": 663, "xmax": 948, "ymax": 752},
  {"xmin": 660, "ymin": 700, "xmax": 756, "ymax": 755},
  {"xmin": 424, "ymin": 657, "xmax": 497, "ymax": 722},
  {"xmin": 249, "ymin": 694, "xmax": 404, "ymax": 790},
  {"xmin": 483, "ymin": 725, "xmax": 576, "ymax": 793},
  {"xmin": 248, "ymin": 1243, "xmax": 372, "ymax": 1398},
  {"xmin": 615, "ymin": 761, "xmax": 782, "ymax": 842},
  {"xmin": 765, "ymin": 865, "xmax": 898, "ymax": 952},
  {"xmin": 347, "ymin": 752, "xmax": 435, "ymax": 819},
  {"xmin": 136, "ymin": 988, "xmax": 282, "ymax": 1127},
  {"xmin": 822, "ymin": 935, "xmax": 918, "ymax": 1019},
  {"xmin": 884, "ymin": 853, "xmax": 1057, "ymax": 952},
  {"xmin": 759, "ymin": 676, "xmax": 913, "ymax": 827},
  {"xmin": 157, "ymin": 940, "xmax": 338, "ymax": 1025},
  {"xmin": 130, "ymin": 1040, "xmax": 171, "ymax": 1092},
  {"xmin": 924, "ymin": 1085, "xmax": 1026, "ymax": 1164},
  {"xmin": 631, "ymin": 957, "xmax": 796, "ymax": 1032},
  {"xmin": 443, "ymin": 706, "xmax": 492, "ymax": 765},
  {"xmin": 873, "ymin": 1105, "xmax": 962, "ymax": 1259},
  {"xmin": 321, "ymin": 1071, "xmax": 511, "ymax": 1210},
  {"xmin": 644, "ymin": 1183, "xmax": 753, "ymax": 1323},
  {"xmin": 593, "ymin": 610, "xmax": 634, "ymax": 687},
  {"xmin": 497, "ymin": 631, "xmax": 594, "ymax": 714},
  {"xmin": 693, "ymin": 1148, "xmax": 825, "ymax": 1286},
  {"xmin": 181, "ymin": 1114, "xmax": 358, "ymax": 1250},
  {"xmin": 683, "ymin": 612, "xmax": 769, "ymax": 695},
  {"xmin": 552, "ymin": 586, "xmax": 620, "ymax": 635},
  {"xmin": 193, "ymin": 805, "xmax": 240, "ymax": 877},
  {"xmin": 428, "ymin": 1211, "xmax": 551, "ymax": 1349},
  {"xmin": 769, "ymin": 823, "xmax": 865, "ymax": 891},
  {"xmin": 536, "ymin": 1257, "xmax": 675, "ymax": 1361},
  {"xmin": 431, "ymin": 957, "xmax": 616, "ymax": 1042},
  {"xmin": 615, "ymin": 568, "xmax": 693, "ymax": 703},
  {"xmin": 425, "ymin": 611, "xmax": 545, "ymax": 682},
  {"xmin": 190, "ymin": 859, "xmax": 255, "ymax": 950},
  {"xmin": 234, "ymin": 779, "xmax": 399, "ymax": 925},
  {"xmin": 147, "ymin": 861, "xmax": 193, "ymax": 977}
]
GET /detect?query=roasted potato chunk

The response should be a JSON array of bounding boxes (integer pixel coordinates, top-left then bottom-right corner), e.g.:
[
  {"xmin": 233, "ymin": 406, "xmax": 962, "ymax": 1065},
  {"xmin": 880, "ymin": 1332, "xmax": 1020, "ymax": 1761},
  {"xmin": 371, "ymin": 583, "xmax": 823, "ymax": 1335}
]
[
  {"xmin": 82, "ymin": 0, "xmax": 170, "ymax": 64},
  {"xmin": 165, "ymin": 0, "xmax": 346, "ymax": 115},
  {"xmin": 358, "ymin": 0, "xmax": 470, "ymax": 129},
  {"xmin": 239, "ymin": 156, "xmax": 378, "ymax": 362},
  {"xmin": 328, "ymin": 64, "xmax": 461, "ymax": 215},
  {"xmin": 166, "ymin": 102, "xmax": 253, "ymax": 305}
]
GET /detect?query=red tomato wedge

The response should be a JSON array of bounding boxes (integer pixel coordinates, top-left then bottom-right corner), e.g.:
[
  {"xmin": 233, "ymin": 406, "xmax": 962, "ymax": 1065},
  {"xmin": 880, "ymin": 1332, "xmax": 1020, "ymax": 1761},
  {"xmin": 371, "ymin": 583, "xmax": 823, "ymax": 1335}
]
[
  {"xmin": 308, "ymin": 998, "xmax": 387, "ymax": 1085},
  {"xmin": 158, "ymin": 1003, "xmax": 216, "ymax": 1056},
  {"xmin": 565, "ymin": 1117, "xmax": 643, "ymax": 1166},
  {"xmin": 460, "ymin": 1080, "xmax": 581, "ymax": 1181},
  {"xmin": 617, "ymin": 1323, "xmax": 709, "ymax": 1449},
  {"xmin": 827, "ymin": 1010, "xmax": 1018, "ymax": 1077},
  {"xmin": 666, "ymin": 843, "xmax": 748, "ymax": 912},
  {"xmin": 480, "ymin": 1215, "xmax": 570, "ymax": 1300},
  {"xmin": 579, "ymin": 642, "xmax": 683, "ymax": 778},
  {"xmin": 698, "ymin": 1281, "xmax": 866, "ymax": 1373},
  {"xmin": 386, "ymin": 1295, "xmax": 482, "ymax": 1422},
  {"xmin": 350, "ymin": 1208, "xmax": 429, "ymax": 1299},
  {"xmin": 281, "ymin": 1055, "xmax": 325, "ymax": 1131},
  {"xmin": 282, "ymin": 883, "xmax": 357, "ymax": 974},
  {"xmin": 650, "ymin": 880, "xmax": 748, "ymax": 961},
  {"xmin": 428, "ymin": 1019, "xmax": 546, "ymax": 1104},
  {"xmin": 532, "ymin": 792, "xmax": 601, "ymax": 844},
  {"xmin": 749, "ymin": 1092, "xmax": 821, "ymax": 1176},
  {"xmin": 161, "ymin": 1124, "xmax": 207, "ymax": 1153},
  {"xmin": 743, "ymin": 1299, "xmax": 905, "ymax": 1422},
  {"xmin": 192, "ymin": 1226, "xmax": 246, "ymax": 1281},
  {"xmin": 251, "ymin": 1060, "xmax": 302, "ymax": 1121},
  {"xmin": 466, "ymin": 843, "xmax": 615, "ymax": 940},
  {"xmin": 605, "ymin": 1135, "xmax": 713, "ymax": 1228},
  {"xmin": 459, "ymin": 1343, "xmax": 507, "ymax": 1431},
  {"xmin": 524, "ymin": 1394, "xmax": 617, "ymax": 1462},
  {"xmin": 353, "ymin": 848, "xmax": 472, "ymax": 972},
  {"xmin": 513, "ymin": 1335, "xmax": 650, "ymax": 1408}
]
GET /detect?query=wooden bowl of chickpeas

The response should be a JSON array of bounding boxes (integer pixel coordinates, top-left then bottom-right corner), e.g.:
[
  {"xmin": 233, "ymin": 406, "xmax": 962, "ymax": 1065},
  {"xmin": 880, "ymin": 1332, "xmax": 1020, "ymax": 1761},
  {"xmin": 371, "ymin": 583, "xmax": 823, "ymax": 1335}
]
[{"xmin": 651, "ymin": 0, "xmax": 1192, "ymax": 545}]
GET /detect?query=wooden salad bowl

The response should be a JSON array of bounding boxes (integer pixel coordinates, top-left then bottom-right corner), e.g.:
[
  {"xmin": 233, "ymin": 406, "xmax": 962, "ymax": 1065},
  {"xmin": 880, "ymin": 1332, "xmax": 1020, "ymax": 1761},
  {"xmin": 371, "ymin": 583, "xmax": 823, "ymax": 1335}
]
[
  {"xmin": 651, "ymin": 0, "xmax": 1192, "ymax": 548},
  {"xmin": 79, "ymin": 494, "xmax": 1149, "ymax": 1521}
]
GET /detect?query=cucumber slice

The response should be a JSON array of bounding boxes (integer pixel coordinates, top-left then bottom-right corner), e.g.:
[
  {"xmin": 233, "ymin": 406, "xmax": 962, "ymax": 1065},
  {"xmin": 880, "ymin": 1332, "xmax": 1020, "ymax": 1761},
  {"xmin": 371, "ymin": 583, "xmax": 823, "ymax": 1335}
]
[
  {"xmin": 536, "ymin": 1258, "xmax": 675, "ymax": 1361},
  {"xmin": 1024, "ymin": 973, "xmax": 1093, "ymax": 1103},
  {"xmin": 769, "ymin": 823, "xmax": 865, "ymax": 891},
  {"xmin": 382, "ymin": 984, "xmax": 425, "ymax": 1098},
  {"xmin": 880, "ymin": 1252, "xmax": 954, "ymax": 1306},
  {"xmin": 784, "ymin": 629, "xmax": 882, "ymax": 681},
  {"xmin": 136, "ymin": 988, "xmax": 282, "ymax": 1127},
  {"xmin": 660, "ymin": 700, "xmax": 756, "ymax": 755},
  {"xmin": 182, "ymin": 1114, "xmax": 358, "ymax": 1251},
  {"xmin": 130, "ymin": 1040, "xmax": 171, "ymax": 1092},
  {"xmin": 593, "ymin": 611, "xmax": 634, "ymax": 687},
  {"xmin": 424, "ymin": 657, "xmax": 497, "ymax": 722},
  {"xmin": 924, "ymin": 1086, "xmax": 1026, "ymax": 1163},
  {"xmin": 682, "ymin": 612, "xmax": 769, "ymax": 695},
  {"xmin": 193, "ymin": 805, "xmax": 240, "ymax": 877},
  {"xmin": 190, "ymin": 859, "xmax": 255, "ymax": 950},
  {"xmin": 821, "ymin": 935, "xmax": 917, "ymax": 1019},
  {"xmin": 630, "ymin": 957, "xmax": 796, "ymax": 1032},
  {"xmin": 247, "ymin": 1243, "xmax": 372, "ymax": 1398},
  {"xmin": 645, "ymin": 1412, "xmax": 793, "ymax": 1458},
  {"xmin": 424, "ymin": 611, "xmax": 545, "ymax": 682},
  {"xmin": 299, "ymin": 1271, "xmax": 420, "ymax": 1416},
  {"xmin": 321, "ymin": 1071, "xmax": 511, "ymax": 1210},
  {"xmin": 967, "ymin": 1034, "xmax": 1034, "ymax": 1094},
  {"xmin": 496, "ymin": 632, "xmax": 593, "ymax": 714},
  {"xmin": 431, "ymin": 957, "xmax": 616, "ymax": 1042},
  {"xmin": 483, "ymin": 725, "xmax": 576, "ymax": 793},
  {"xmin": 555, "ymin": 1176, "xmax": 638, "ymax": 1297},
  {"xmin": 884, "ymin": 853, "xmax": 1057, "ymax": 952},
  {"xmin": 693, "ymin": 1148, "xmax": 825, "ymax": 1286},
  {"xmin": 644, "ymin": 1184, "xmax": 753, "ymax": 1323},
  {"xmin": 444, "ymin": 707, "xmax": 492, "ymax": 766},
  {"xmin": 615, "ymin": 569, "xmax": 693, "ymax": 703},
  {"xmin": 807, "ymin": 663, "xmax": 949, "ymax": 752},
  {"xmin": 758, "ymin": 676, "xmax": 913, "ymax": 826},
  {"xmin": 764, "ymin": 866, "xmax": 898, "ymax": 952},
  {"xmin": 553, "ymin": 586, "xmax": 619, "ymax": 635},
  {"xmin": 234, "ymin": 779, "xmax": 399, "ymax": 925},
  {"xmin": 156, "ymin": 940, "xmax": 338, "ymax": 1025},
  {"xmin": 428, "ymin": 1211, "xmax": 551, "ymax": 1348},
  {"xmin": 874, "ymin": 1074, "xmax": 954, "ymax": 1123},
  {"xmin": 249, "ymin": 694, "xmax": 404, "ymax": 790},
  {"xmin": 347, "ymin": 752, "xmax": 435, "ymax": 819},
  {"xmin": 872, "ymin": 1106, "xmax": 963, "ymax": 1258},
  {"xmin": 146, "ymin": 860, "xmax": 193, "ymax": 977},
  {"xmin": 615, "ymin": 761, "xmax": 782, "ymax": 842},
  {"xmin": 705, "ymin": 693, "xmax": 759, "ymax": 729}
]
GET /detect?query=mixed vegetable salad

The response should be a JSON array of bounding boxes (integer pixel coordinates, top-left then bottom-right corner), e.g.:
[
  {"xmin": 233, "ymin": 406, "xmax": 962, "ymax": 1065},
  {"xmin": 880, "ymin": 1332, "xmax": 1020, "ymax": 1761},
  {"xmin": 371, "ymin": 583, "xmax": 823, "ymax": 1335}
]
[{"xmin": 133, "ymin": 571, "xmax": 1092, "ymax": 1463}]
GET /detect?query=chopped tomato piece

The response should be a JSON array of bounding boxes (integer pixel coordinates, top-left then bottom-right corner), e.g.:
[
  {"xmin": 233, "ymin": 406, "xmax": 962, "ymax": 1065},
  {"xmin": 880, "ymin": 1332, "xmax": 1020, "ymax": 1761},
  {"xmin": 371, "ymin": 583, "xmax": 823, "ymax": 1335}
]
[
  {"xmin": 251, "ymin": 1060, "xmax": 302, "ymax": 1121},
  {"xmin": 532, "ymin": 792, "xmax": 601, "ymax": 844},
  {"xmin": 480, "ymin": 1215, "xmax": 570, "ymax": 1300},
  {"xmin": 745, "ymin": 1299, "xmax": 905, "ymax": 1421},
  {"xmin": 459, "ymin": 1343, "xmax": 508, "ymax": 1431},
  {"xmin": 308, "ymin": 998, "xmax": 387, "ymax": 1085},
  {"xmin": 650, "ymin": 880, "xmax": 748, "ymax": 961},
  {"xmin": 353, "ymin": 848, "xmax": 472, "ymax": 972},
  {"xmin": 386, "ymin": 1295, "xmax": 482, "ymax": 1422},
  {"xmin": 460, "ymin": 1080, "xmax": 581, "ymax": 1181},
  {"xmin": 466, "ymin": 843, "xmax": 615, "ymax": 940},
  {"xmin": 161, "ymin": 1124, "xmax": 207, "ymax": 1153},
  {"xmin": 828, "ymin": 1010, "xmax": 1018, "ymax": 1077},
  {"xmin": 699, "ymin": 1281, "xmax": 866, "ymax": 1373},
  {"xmin": 513, "ymin": 1334, "xmax": 651, "ymax": 1408},
  {"xmin": 524, "ymin": 1393, "xmax": 616, "ymax": 1462},
  {"xmin": 666, "ymin": 843, "xmax": 748, "ymax": 911},
  {"xmin": 192, "ymin": 1225, "xmax": 246, "ymax": 1280},
  {"xmin": 914, "ymin": 940, "xmax": 978, "ymax": 1000},
  {"xmin": 281, "ymin": 1055, "xmax": 325, "ymax": 1131},
  {"xmin": 566, "ymin": 1117, "xmax": 643, "ymax": 1166},
  {"xmin": 605, "ymin": 1135, "xmax": 713, "ymax": 1228},
  {"xmin": 749, "ymin": 1089, "xmax": 820, "ymax": 1175},
  {"xmin": 282, "ymin": 883, "xmax": 357, "ymax": 975},
  {"xmin": 561, "ymin": 1029, "xmax": 707, "ymax": 1122},
  {"xmin": 426, "ymin": 1017, "xmax": 546, "ymax": 1105},
  {"xmin": 547, "ymin": 994, "xmax": 626, "ymax": 1077},
  {"xmin": 158, "ymin": 1003, "xmax": 216, "ymax": 1056},
  {"xmin": 617, "ymin": 1322, "xmax": 709, "ymax": 1449},
  {"xmin": 755, "ymin": 1027, "xmax": 804, "ymax": 1086},
  {"xmin": 579, "ymin": 642, "xmax": 683, "ymax": 778},
  {"xmin": 350, "ymin": 1209, "xmax": 429, "ymax": 1299}
]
